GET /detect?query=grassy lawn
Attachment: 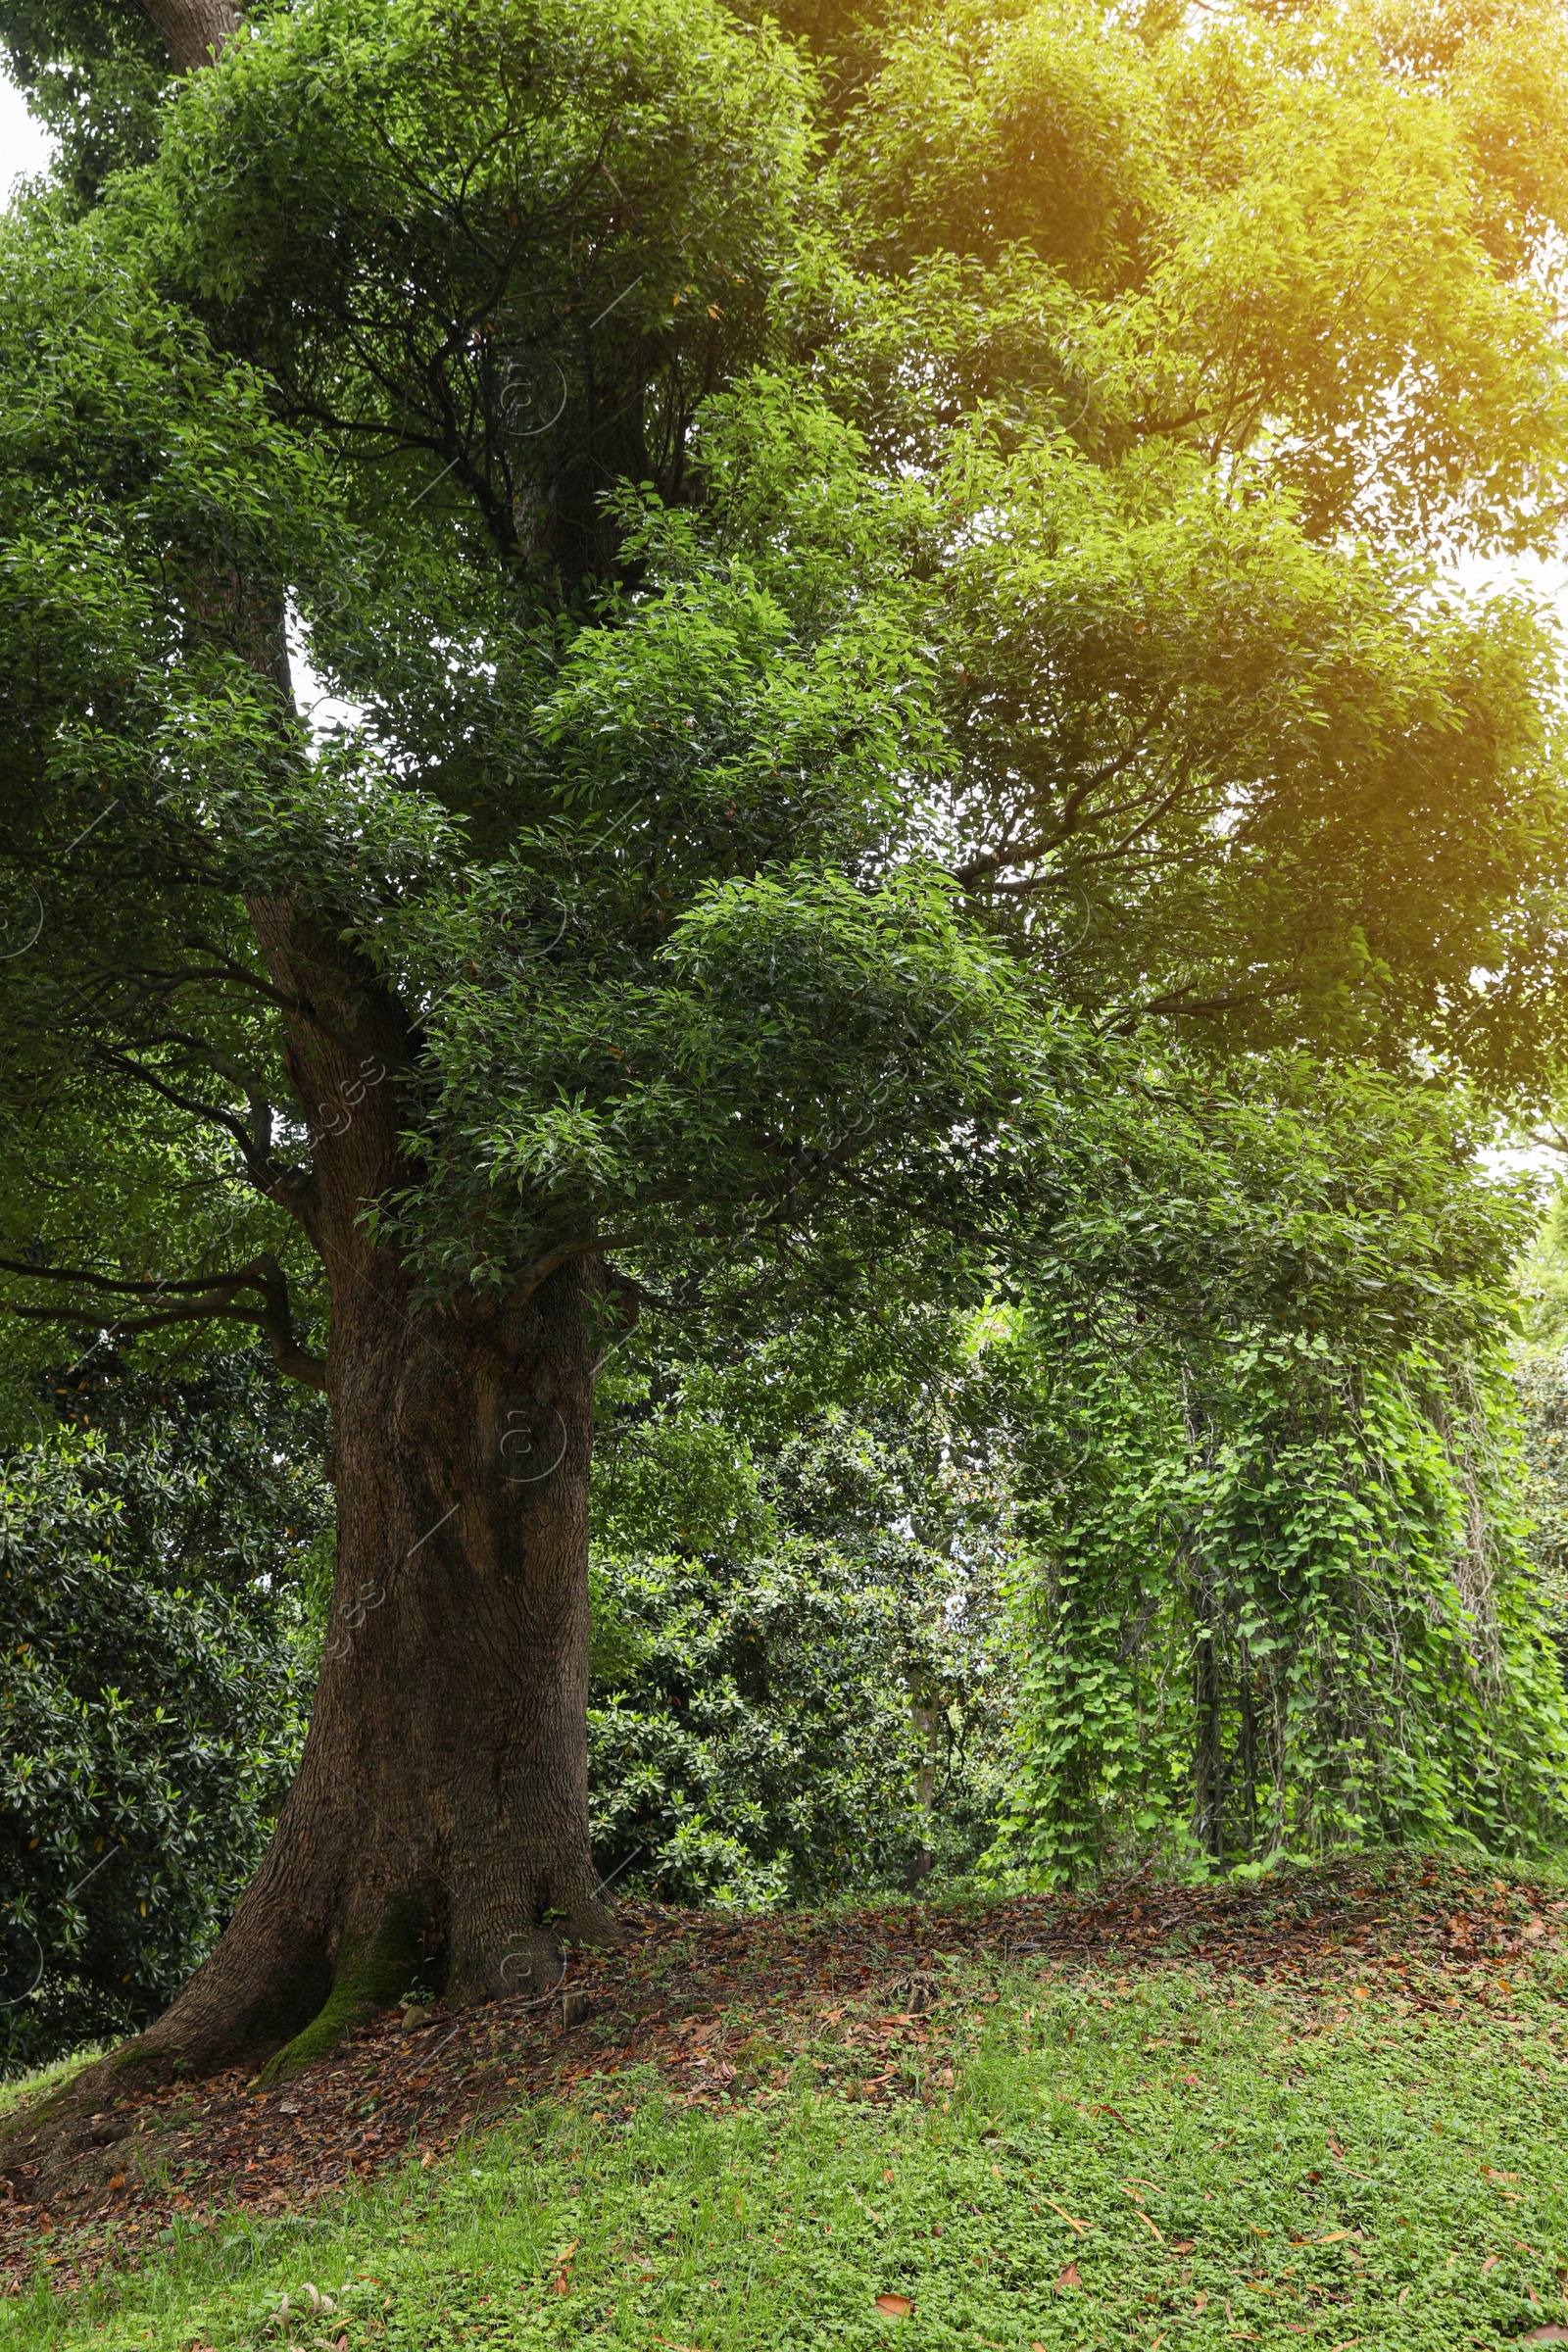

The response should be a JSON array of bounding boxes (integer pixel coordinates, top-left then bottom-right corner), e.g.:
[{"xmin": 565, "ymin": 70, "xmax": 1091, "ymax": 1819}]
[
  {"xmin": 0, "ymin": 2061, "xmax": 105, "ymax": 2127},
  {"xmin": 3, "ymin": 1936, "xmax": 1565, "ymax": 2352}
]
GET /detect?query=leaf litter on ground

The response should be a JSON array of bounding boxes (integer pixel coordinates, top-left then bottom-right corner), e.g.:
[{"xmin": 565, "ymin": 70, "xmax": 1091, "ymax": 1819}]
[{"xmin": 0, "ymin": 1850, "xmax": 1565, "ymax": 2349}]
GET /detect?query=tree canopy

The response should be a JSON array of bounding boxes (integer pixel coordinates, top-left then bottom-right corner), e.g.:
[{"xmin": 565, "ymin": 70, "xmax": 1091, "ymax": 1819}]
[{"xmin": 3, "ymin": 0, "xmax": 1567, "ymax": 1329}]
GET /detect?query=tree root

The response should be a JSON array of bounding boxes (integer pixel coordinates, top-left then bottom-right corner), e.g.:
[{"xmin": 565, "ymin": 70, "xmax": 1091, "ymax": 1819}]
[
  {"xmin": 0, "ymin": 1890, "xmax": 624, "ymax": 2199},
  {"xmin": 258, "ymin": 1896, "xmax": 428, "ymax": 2086}
]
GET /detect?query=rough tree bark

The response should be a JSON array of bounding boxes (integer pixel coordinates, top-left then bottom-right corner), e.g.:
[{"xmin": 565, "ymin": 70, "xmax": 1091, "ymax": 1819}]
[
  {"xmin": 121, "ymin": 1226, "xmax": 614, "ymax": 2069},
  {"xmin": 119, "ymin": 905, "xmax": 622, "ymax": 2097},
  {"xmin": 136, "ymin": 0, "xmax": 235, "ymax": 74}
]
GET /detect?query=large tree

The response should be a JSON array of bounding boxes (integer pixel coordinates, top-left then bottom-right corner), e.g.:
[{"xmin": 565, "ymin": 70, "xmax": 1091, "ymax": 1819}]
[{"xmin": 2, "ymin": 0, "xmax": 1567, "ymax": 2119}]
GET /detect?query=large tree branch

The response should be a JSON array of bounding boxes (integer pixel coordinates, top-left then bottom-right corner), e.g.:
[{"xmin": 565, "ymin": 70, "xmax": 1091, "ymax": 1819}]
[
  {"xmin": 975, "ymin": 773, "xmax": 1200, "ymax": 899},
  {"xmin": 162, "ymin": 941, "xmax": 314, "ymax": 1016},
  {"xmin": 94, "ymin": 1047, "xmax": 274, "ymax": 1177},
  {"xmin": 137, "ymin": 0, "xmax": 237, "ymax": 75},
  {"xmin": 90, "ymin": 1046, "xmax": 318, "ymax": 1238},
  {"xmin": 1097, "ymin": 974, "xmax": 1308, "ymax": 1034},
  {"xmin": 0, "ymin": 1251, "xmax": 327, "ymax": 1391},
  {"xmin": 1048, "ymin": 697, "xmax": 1177, "ymax": 842},
  {"xmin": 954, "ymin": 704, "xmax": 1177, "ymax": 890}
]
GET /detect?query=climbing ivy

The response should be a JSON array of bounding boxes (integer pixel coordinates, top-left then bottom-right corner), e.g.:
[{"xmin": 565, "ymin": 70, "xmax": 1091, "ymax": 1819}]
[{"xmin": 994, "ymin": 1327, "xmax": 1568, "ymax": 1886}]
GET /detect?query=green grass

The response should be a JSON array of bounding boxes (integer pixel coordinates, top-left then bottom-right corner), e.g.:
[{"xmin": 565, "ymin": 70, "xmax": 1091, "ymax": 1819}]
[
  {"xmin": 4, "ymin": 1955, "xmax": 1566, "ymax": 2351},
  {"xmin": 0, "ymin": 2052, "xmax": 104, "ymax": 2123}
]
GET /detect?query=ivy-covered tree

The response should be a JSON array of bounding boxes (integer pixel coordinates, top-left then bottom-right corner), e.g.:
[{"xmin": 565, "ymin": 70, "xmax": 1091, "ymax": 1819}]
[
  {"xmin": 2, "ymin": 0, "xmax": 1567, "ymax": 2114},
  {"xmin": 990, "ymin": 1065, "xmax": 1568, "ymax": 1880}
]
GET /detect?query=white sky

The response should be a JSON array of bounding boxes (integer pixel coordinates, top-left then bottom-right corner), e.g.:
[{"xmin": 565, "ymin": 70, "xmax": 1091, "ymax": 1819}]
[{"xmin": 0, "ymin": 72, "xmax": 54, "ymax": 192}]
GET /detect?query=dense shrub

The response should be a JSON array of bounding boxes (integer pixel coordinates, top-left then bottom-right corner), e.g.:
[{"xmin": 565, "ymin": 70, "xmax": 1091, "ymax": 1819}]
[
  {"xmin": 0, "ymin": 1359, "xmax": 326, "ymax": 2074},
  {"xmin": 587, "ymin": 1535, "xmax": 1006, "ymax": 1907}
]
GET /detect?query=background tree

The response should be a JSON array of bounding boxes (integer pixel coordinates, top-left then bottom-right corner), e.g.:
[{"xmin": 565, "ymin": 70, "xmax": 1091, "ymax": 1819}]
[
  {"xmin": 988, "ymin": 1064, "xmax": 1568, "ymax": 1880},
  {"xmin": 2, "ymin": 0, "xmax": 1568, "ymax": 2112}
]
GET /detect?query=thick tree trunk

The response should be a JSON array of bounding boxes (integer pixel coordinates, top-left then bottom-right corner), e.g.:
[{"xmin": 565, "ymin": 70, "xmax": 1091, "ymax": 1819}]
[
  {"xmin": 113, "ymin": 906, "xmax": 615, "ymax": 2096},
  {"xmin": 128, "ymin": 1246, "xmax": 614, "ymax": 2083},
  {"xmin": 3, "ymin": 1258, "xmax": 617, "ymax": 2200},
  {"xmin": 134, "ymin": 903, "xmax": 616, "ymax": 2083},
  {"xmin": 4, "ymin": 922, "xmax": 623, "ymax": 2227}
]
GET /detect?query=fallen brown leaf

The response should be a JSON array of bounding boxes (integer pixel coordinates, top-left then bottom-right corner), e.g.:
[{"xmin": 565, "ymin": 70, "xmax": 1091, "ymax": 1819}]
[
  {"xmin": 8, "ymin": 1859, "xmax": 1557, "ymax": 2300},
  {"xmin": 873, "ymin": 2292, "xmax": 912, "ymax": 2320},
  {"xmin": 1055, "ymin": 2262, "xmax": 1081, "ymax": 2290}
]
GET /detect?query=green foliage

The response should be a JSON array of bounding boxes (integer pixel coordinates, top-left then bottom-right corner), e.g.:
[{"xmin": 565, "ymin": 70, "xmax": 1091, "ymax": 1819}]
[
  {"xmin": 4, "ymin": 0, "xmax": 1566, "ymax": 1357},
  {"xmin": 587, "ymin": 1534, "xmax": 1005, "ymax": 1907},
  {"xmin": 926, "ymin": 424, "xmax": 1563, "ymax": 1068},
  {"xmin": 151, "ymin": 0, "xmax": 808, "ymax": 587},
  {"xmin": 831, "ymin": 0, "xmax": 1568, "ymax": 548},
  {"xmin": 0, "ymin": 1478, "xmax": 304, "ymax": 2076},
  {"xmin": 0, "ymin": 1357, "xmax": 326, "ymax": 2075},
  {"xmin": 1004, "ymin": 1337, "xmax": 1568, "ymax": 1882},
  {"xmin": 14, "ymin": 1350, "xmax": 333, "ymax": 1602},
  {"xmin": 573, "ymin": 1248, "xmax": 1030, "ymax": 1908},
  {"xmin": 0, "ymin": 0, "xmax": 170, "ymax": 203},
  {"xmin": 1509, "ymin": 1182, "xmax": 1568, "ymax": 1669},
  {"xmin": 1512, "ymin": 1343, "xmax": 1568, "ymax": 1670},
  {"xmin": 587, "ymin": 1369, "xmax": 1014, "ymax": 1907},
  {"xmin": 1519, "ymin": 1182, "xmax": 1568, "ymax": 1350},
  {"xmin": 992, "ymin": 1068, "xmax": 1568, "ymax": 1885},
  {"xmin": 590, "ymin": 1345, "xmax": 774, "ymax": 1568},
  {"xmin": 810, "ymin": 0, "xmax": 1568, "ymax": 1079}
]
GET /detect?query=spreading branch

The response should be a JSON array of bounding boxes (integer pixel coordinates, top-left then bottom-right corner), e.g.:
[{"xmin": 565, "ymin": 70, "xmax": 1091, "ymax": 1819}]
[
  {"xmin": 0, "ymin": 1251, "xmax": 327, "ymax": 1391},
  {"xmin": 954, "ymin": 700, "xmax": 1178, "ymax": 890}
]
